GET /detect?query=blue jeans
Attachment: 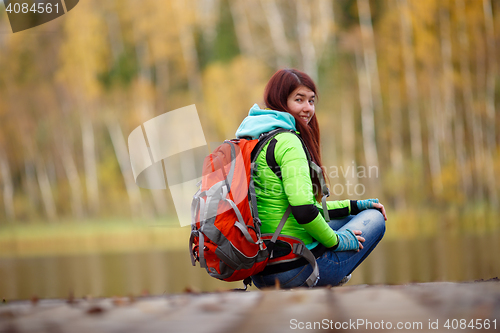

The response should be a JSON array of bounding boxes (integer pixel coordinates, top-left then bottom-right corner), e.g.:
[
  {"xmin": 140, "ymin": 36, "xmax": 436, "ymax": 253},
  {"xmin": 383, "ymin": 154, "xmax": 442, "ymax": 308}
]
[{"xmin": 251, "ymin": 209, "xmax": 386, "ymax": 288}]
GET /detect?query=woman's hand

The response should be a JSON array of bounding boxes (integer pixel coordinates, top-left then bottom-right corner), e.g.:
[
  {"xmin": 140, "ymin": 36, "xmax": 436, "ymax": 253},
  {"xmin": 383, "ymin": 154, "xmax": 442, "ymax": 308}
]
[
  {"xmin": 372, "ymin": 202, "xmax": 387, "ymax": 221},
  {"xmin": 352, "ymin": 230, "xmax": 365, "ymax": 252},
  {"xmin": 357, "ymin": 198, "xmax": 388, "ymax": 221},
  {"xmin": 334, "ymin": 229, "xmax": 362, "ymax": 252}
]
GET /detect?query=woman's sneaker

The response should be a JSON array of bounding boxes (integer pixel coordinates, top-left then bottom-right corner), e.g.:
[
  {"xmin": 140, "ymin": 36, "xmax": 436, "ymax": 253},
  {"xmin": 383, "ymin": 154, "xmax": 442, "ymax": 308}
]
[{"xmin": 335, "ymin": 274, "xmax": 352, "ymax": 287}]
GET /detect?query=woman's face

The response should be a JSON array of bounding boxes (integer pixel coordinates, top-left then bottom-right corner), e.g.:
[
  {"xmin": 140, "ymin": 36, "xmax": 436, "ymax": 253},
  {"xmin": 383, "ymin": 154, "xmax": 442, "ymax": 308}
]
[{"xmin": 286, "ymin": 85, "xmax": 315, "ymax": 125}]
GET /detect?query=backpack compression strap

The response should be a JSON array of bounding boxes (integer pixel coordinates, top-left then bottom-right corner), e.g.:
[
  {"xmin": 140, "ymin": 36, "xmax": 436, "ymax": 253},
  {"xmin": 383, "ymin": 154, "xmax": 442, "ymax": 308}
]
[
  {"xmin": 266, "ymin": 205, "xmax": 320, "ymax": 287},
  {"xmin": 248, "ymin": 128, "xmax": 292, "ymax": 223}
]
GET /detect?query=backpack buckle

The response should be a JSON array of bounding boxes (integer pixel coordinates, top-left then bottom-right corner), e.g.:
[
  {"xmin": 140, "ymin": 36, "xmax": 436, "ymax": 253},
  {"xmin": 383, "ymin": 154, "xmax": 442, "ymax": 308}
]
[{"xmin": 293, "ymin": 243, "xmax": 305, "ymax": 256}]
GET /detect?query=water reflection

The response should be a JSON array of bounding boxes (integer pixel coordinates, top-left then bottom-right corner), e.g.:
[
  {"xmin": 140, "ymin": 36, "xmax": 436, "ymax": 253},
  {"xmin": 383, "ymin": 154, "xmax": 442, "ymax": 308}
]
[
  {"xmin": 0, "ymin": 250, "xmax": 243, "ymax": 300},
  {"xmin": 1, "ymin": 232, "xmax": 499, "ymax": 300}
]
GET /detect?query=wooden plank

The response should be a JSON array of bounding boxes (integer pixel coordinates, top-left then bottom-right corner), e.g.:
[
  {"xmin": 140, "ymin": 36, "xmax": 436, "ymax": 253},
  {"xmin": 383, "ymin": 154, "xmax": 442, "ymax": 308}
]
[{"xmin": 0, "ymin": 281, "xmax": 498, "ymax": 333}]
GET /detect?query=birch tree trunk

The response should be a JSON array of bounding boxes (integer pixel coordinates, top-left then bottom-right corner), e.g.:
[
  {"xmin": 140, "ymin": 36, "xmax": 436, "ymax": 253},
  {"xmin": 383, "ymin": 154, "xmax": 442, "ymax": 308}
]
[
  {"xmin": 483, "ymin": 0, "xmax": 498, "ymax": 207},
  {"xmin": 388, "ymin": 76, "xmax": 406, "ymax": 210},
  {"xmin": 174, "ymin": 0, "xmax": 203, "ymax": 103},
  {"xmin": 456, "ymin": 0, "xmax": 484, "ymax": 201},
  {"xmin": 54, "ymin": 85, "xmax": 85, "ymax": 220},
  {"xmin": 81, "ymin": 112, "xmax": 99, "ymax": 216},
  {"xmin": 440, "ymin": 6, "xmax": 471, "ymax": 197},
  {"xmin": 427, "ymin": 66, "xmax": 444, "ymax": 197},
  {"xmin": 107, "ymin": 121, "xmax": 143, "ymax": 217},
  {"xmin": 399, "ymin": 0, "xmax": 423, "ymax": 162},
  {"xmin": 134, "ymin": 40, "xmax": 154, "ymax": 125},
  {"xmin": 260, "ymin": 0, "xmax": 291, "ymax": 68},
  {"xmin": 36, "ymin": 157, "xmax": 57, "ymax": 221},
  {"xmin": 353, "ymin": 0, "xmax": 385, "ymax": 280},
  {"xmin": 229, "ymin": 0, "xmax": 255, "ymax": 57},
  {"xmin": 354, "ymin": 48, "xmax": 379, "ymax": 173},
  {"xmin": 439, "ymin": 5, "xmax": 456, "ymax": 159},
  {"xmin": 23, "ymin": 157, "xmax": 39, "ymax": 215},
  {"xmin": 317, "ymin": 0, "xmax": 335, "ymax": 58},
  {"xmin": 483, "ymin": 0, "xmax": 497, "ymax": 152},
  {"xmin": 294, "ymin": 0, "xmax": 318, "ymax": 82},
  {"xmin": 152, "ymin": 60, "xmax": 174, "ymax": 217},
  {"xmin": 61, "ymin": 143, "xmax": 84, "ymax": 219},
  {"xmin": 473, "ymin": 15, "xmax": 490, "ymax": 204},
  {"xmin": 341, "ymin": 95, "xmax": 359, "ymax": 189},
  {"xmin": 474, "ymin": 13, "xmax": 487, "ymax": 114},
  {"xmin": 296, "ymin": 0, "xmax": 318, "ymax": 82},
  {"xmin": 357, "ymin": 0, "xmax": 383, "ymax": 114},
  {"xmin": 483, "ymin": 133, "xmax": 498, "ymax": 207},
  {"xmin": 0, "ymin": 149, "xmax": 15, "ymax": 221},
  {"xmin": 134, "ymin": 37, "xmax": 168, "ymax": 217},
  {"xmin": 388, "ymin": 78, "xmax": 403, "ymax": 175}
]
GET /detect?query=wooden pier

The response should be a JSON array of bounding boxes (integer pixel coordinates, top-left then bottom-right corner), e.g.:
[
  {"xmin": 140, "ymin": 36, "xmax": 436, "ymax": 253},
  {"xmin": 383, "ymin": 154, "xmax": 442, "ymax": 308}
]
[{"xmin": 1, "ymin": 280, "xmax": 499, "ymax": 332}]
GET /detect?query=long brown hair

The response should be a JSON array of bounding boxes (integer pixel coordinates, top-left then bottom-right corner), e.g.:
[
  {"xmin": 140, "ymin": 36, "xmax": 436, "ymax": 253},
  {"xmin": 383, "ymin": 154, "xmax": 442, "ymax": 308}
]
[{"xmin": 263, "ymin": 68, "xmax": 327, "ymax": 200}]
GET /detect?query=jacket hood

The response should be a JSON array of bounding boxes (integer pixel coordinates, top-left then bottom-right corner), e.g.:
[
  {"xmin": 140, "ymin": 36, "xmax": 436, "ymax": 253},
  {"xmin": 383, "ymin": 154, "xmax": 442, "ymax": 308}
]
[{"xmin": 235, "ymin": 104, "xmax": 296, "ymax": 139}]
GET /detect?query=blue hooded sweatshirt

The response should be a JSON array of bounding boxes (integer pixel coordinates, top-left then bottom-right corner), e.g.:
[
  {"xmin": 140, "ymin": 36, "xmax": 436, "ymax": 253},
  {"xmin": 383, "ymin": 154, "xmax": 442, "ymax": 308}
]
[{"xmin": 235, "ymin": 104, "xmax": 296, "ymax": 139}]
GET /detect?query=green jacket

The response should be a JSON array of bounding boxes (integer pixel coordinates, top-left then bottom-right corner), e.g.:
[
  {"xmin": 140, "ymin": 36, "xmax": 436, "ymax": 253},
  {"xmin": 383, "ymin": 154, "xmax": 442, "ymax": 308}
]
[{"xmin": 236, "ymin": 105, "xmax": 354, "ymax": 248}]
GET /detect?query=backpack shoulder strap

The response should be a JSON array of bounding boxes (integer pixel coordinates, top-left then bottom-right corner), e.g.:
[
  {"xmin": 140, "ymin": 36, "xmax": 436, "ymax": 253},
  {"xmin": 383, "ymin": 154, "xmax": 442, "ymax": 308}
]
[
  {"xmin": 248, "ymin": 128, "xmax": 293, "ymax": 226},
  {"xmin": 260, "ymin": 129, "xmax": 331, "ymax": 222},
  {"xmin": 261, "ymin": 130, "xmax": 311, "ymax": 180},
  {"xmin": 266, "ymin": 138, "xmax": 282, "ymax": 180},
  {"xmin": 250, "ymin": 128, "xmax": 294, "ymax": 162}
]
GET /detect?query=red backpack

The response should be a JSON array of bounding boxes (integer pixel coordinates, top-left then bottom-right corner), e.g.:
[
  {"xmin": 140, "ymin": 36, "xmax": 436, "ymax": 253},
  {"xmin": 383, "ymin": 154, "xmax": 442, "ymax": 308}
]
[{"xmin": 189, "ymin": 129, "xmax": 330, "ymax": 288}]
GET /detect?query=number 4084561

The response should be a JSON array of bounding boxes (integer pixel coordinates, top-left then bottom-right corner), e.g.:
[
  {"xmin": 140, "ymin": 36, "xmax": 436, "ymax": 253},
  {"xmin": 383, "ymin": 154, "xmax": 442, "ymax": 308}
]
[
  {"xmin": 6, "ymin": 2, "xmax": 60, "ymax": 14},
  {"xmin": 444, "ymin": 319, "xmax": 496, "ymax": 330}
]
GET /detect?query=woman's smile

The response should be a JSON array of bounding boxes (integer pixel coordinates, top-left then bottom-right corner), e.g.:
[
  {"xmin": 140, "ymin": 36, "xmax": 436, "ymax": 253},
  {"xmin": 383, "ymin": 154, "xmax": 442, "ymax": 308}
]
[{"xmin": 299, "ymin": 115, "xmax": 311, "ymax": 123}]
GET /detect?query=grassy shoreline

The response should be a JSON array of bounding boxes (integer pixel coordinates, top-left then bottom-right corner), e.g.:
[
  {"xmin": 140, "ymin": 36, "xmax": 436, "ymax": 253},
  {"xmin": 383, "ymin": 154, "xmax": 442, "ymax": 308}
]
[
  {"xmin": 1, "ymin": 207, "xmax": 498, "ymax": 258},
  {"xmin": 0, "ymin": 218, "xmax": 190, "ymax": 258}
]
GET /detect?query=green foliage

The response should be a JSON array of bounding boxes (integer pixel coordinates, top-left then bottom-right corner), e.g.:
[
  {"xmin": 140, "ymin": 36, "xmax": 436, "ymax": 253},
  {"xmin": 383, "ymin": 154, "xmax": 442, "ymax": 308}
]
[
  {"xmin": 209, "ymin": 0, "xmax": 240, "ymax": 64},
  {"xmin": 98, "ymin": 48, "xmax": 138, "ymax": 90}
]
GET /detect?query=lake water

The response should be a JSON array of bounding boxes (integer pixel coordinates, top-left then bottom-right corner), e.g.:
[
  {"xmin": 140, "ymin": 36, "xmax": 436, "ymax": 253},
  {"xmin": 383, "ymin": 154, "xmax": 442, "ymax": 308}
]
[{"xmin": 1, "ymin": 232, "xmax": 499, "ymax": 300}]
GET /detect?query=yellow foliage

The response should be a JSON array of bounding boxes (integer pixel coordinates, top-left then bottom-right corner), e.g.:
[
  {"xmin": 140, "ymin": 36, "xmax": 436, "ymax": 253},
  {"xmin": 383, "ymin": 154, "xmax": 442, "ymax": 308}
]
[
  {"xmin": 202, "ymin": 56, "xmax": 269, "ymax": 140},
  {"xmin": 57, "ymin": 0, "xmax": 110, "ymax": 100}
]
